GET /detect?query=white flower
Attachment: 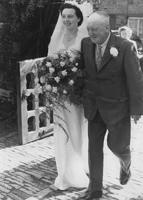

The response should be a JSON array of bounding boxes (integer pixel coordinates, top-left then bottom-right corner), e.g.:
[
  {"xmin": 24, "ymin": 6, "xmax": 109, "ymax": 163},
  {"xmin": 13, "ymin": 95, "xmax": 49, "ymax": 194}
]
[
  {"xmin": 52, "ymin": 87, "xmax": 57, "ymax": 93},
  {"xmin": 31, "ymin": 67, "xmax": 36, "ymax": 74},
  {"xmin": 67, "ymin": 50, "xmax": 72, "ymax": 55},
  {"xmin": 24, "ymin": 90, "xmax": 31, "ymax": 97},
  {"xmin": 110, "ymin": 47, "xmax": 118, "ymax": 57},
  {"xmin": 54, "ymin": 76, "xmax": 60, "ymax": 83},
  {"xmin": 40, "ymin": 76, "xmax": 45, "ymax": 84},
  {"xmin": 46, "ymin": 62, "xmax": 52, "ymax": 67},
  {"xmin": 61, "ymin": 70, "xmax": 67, "ymax": 76},
  {"xmin": 63, "ymin": 89, "xmax": 67, "ymax": 94},
  {"xmin": 35, "ymin": 84, "xmax": 42, "ymax": 94},
  {"xmin": 53, "ymin": 54, "xmax": 59, "ymax": 59},
  {"xmin": 69, "ymin": 80, "xmax": 74, "ymax": 86},
  {"xmin": 72, "ymin": 67, "xmax": 78, "ymax": 72},
  {"xmin": 49, "ymin": 67, "xmax": 55, "ymax": 74},
  {"xmin": 45, "ymin": 84, "xmax": 52, "ymax": 91},
  {"xmin": 75, "ymin": 63, "xmax": 79, "ymax": 66},
  {"xmin": 69, "ymin": 57, "xmax": 75, "ymax": 62},
  {"xmin": 35, "ymin": 77, "xmax": 39, "ymax": 84},
  {"xmin": 60, "ymin": 61, "xmax": 66, "ymax": 67}
]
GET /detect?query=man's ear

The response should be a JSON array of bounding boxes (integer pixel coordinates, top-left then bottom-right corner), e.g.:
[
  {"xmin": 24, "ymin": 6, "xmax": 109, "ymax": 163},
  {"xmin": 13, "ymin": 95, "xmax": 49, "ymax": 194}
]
[
  {"xmin": 106, "ymin": 24, "xmax": 110, "ymax": 31},
  {"xmin": 77, "ymin": 17, "xmax": 80, "ymax": 23}
]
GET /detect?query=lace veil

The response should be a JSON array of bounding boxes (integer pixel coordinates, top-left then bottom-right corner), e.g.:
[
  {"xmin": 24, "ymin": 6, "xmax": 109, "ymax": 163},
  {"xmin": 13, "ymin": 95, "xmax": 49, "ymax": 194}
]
[{"xmin": 48, "ymin": 0, "xmax": 93, "ymax": 55}]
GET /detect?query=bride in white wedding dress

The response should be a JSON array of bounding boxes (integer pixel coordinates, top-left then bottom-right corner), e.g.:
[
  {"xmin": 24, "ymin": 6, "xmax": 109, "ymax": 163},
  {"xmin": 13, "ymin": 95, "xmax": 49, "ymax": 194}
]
[{"xmin": 48, "ymin": 1, "xmax": 93, "ymax": 190}]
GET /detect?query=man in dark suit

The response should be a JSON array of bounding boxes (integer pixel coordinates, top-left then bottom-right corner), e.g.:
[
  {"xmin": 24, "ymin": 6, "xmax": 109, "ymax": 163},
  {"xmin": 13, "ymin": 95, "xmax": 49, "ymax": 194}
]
[{"xmin": 80, "ymin": 11, "xmax": 143, "ymax": 200}]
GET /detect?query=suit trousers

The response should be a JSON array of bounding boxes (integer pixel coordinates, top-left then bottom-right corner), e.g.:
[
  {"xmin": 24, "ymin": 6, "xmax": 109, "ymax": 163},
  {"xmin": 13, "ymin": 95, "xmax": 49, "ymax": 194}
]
[{"xmin": 88, "ymin": 110, "xmax": 131, "ymax": 192}]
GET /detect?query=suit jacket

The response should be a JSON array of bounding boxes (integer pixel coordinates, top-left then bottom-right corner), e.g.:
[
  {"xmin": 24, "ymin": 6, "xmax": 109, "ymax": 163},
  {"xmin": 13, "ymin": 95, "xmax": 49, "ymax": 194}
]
[
  {"xmin": 140, "ymin": 56, "xmax": 143, "ymax": 72},
  {"xmin": 81, "ymin": 33, "xmax": 143, "ymax": 123}
]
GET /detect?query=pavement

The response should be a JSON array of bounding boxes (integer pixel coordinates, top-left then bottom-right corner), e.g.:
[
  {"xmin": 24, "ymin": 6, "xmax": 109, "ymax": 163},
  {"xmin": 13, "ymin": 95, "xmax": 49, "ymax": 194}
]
[{"xmin": 0, "ymin": 119, "xmax": 143, "ymax": 200}]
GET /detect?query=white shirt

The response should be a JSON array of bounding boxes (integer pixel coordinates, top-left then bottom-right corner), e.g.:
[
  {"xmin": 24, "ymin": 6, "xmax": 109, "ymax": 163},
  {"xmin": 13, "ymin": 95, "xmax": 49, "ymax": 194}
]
[{"xmin": 99, "ymin": 33, "xmax": 111, "ymax": 57}]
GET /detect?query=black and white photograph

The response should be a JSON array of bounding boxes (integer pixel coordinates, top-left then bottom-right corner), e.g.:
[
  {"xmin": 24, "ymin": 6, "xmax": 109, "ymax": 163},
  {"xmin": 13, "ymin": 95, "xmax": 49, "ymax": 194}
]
[{"xmin": 0, "ymin": 0, "xmax": 143, "ymax": 199}]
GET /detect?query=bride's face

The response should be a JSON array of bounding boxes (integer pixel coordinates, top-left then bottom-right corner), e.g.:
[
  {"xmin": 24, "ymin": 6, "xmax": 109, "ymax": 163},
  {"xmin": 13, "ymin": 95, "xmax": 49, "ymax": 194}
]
[{"xmin": 61, "ymin": 8, "xmax": 80, "ymax": 30}]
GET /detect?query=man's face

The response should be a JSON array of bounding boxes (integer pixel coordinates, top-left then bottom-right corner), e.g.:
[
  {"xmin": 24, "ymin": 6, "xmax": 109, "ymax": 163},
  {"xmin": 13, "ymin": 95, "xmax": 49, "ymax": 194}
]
[
  {"xmin": 61, "ymin": 8, "xmax": 79, "ymax": 30},
  {"xmin": 120, "ymin": 30, "xmax": 128, "ymax": 39},
  {"xmin": 87, "ymin": 21, "xmax": 109, "ymax": 44}
]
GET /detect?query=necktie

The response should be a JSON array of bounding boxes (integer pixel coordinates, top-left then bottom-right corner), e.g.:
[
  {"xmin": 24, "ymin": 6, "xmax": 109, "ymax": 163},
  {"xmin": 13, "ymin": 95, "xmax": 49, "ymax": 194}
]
[{"xmin": 96, "ymin": 45, "xmax": 102, "ymax": 70}]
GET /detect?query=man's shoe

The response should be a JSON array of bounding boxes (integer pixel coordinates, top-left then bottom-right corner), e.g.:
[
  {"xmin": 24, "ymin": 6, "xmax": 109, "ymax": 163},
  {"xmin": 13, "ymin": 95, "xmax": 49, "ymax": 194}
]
[
  {"xmin": 120, "ymin": 168, "xmax": 131, "ymax": 185},
  {"xmin": 86, "ymin": 191, "xmax": 102, "ymax": 200}
]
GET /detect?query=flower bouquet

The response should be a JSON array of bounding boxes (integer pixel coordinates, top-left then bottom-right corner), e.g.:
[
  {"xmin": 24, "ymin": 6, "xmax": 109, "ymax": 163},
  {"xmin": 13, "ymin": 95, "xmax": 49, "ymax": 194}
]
[{"xmin": 37, "ymin": 49, "xmax": 84, "ymax": 111}]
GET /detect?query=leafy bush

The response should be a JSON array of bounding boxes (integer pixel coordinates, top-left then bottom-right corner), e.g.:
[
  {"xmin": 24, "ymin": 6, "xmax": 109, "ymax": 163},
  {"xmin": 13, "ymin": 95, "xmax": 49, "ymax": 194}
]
[{"xmin": 0, "ymin": 0, "xmax": 63, "ymax": 104}]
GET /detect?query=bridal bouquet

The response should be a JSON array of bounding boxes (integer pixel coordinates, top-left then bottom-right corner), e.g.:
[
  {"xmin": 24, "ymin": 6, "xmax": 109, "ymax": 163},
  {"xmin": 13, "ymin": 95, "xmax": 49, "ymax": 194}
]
[{"xmin": 37, "ymin": 49, "xmax": 84, "ymax": 109}]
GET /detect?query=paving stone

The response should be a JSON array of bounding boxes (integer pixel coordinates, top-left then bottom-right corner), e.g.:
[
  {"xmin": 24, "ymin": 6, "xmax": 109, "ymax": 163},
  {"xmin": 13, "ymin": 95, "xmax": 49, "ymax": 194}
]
[
  {"xmin": 10, "ymin": 184, "xmax": 22, "ymax": 189},
  {"xmin": 0, "ymin": 185, "xmax": 11, "ymax": 193},
  {"xmin": 6, "ymin": 197, "xmax": 15, "ymax": 200},
  {"xmin": 0, "ymin": 182, "xmax": 12, "ymax": 190},
  {"xmin": 0, "ymin": 193, "xmax": 5, "ymax": 199},
  {"xmin": 5, "ymin": 177, "xmax": 24, "ymax": 186},
  {"xmin": 0, "ymin": 121, "xmax": 143, "ymax": 200},
  {"xmin": 34, "ymin": 188, "xmax": 51, "ymax": 199},
  {"xmin": 12, "ymin": 189, "xmax": 29, "ymax": 199},
  {"xmin": 19, "ymin": 187, "xmax": 34, "ymax": 196},
  {"xmin": 7, "ymin": 193, "xmax": 24, "ymax": 200}
]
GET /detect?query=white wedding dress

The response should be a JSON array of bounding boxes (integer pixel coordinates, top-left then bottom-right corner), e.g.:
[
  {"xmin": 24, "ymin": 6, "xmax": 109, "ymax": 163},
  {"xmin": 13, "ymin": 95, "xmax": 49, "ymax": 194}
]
[
  {"xmin": 54, "ymin": 30, "xmax": 89, "ymax": 190},
  {"xmin": 48, "ymin": 1, "xmax": 93, "ymax": 190}
]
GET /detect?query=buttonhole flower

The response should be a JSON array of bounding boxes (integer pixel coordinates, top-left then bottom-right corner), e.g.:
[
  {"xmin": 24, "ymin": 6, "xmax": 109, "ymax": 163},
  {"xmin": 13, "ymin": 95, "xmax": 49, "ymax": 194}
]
[{"xmin": 110, "ymin": 47, "xmax": 118, "ymax": 57}]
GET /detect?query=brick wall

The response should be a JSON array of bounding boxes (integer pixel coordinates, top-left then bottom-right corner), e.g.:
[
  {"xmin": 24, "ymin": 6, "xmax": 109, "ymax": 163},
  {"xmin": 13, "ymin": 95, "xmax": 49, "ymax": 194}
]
[
  {"xmin": 0, "ymin": 5, "xmax": 5, "ymax": 22},
  {"xmin": 94, "ymin": 0, "xmax": 143, "ymax": 29}
]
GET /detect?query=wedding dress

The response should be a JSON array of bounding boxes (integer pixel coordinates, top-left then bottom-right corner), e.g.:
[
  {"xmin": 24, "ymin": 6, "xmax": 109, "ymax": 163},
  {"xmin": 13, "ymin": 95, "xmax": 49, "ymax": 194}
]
[{"xmin": 48, "ymin": 1, "xmax": 93, "ymax": 190}]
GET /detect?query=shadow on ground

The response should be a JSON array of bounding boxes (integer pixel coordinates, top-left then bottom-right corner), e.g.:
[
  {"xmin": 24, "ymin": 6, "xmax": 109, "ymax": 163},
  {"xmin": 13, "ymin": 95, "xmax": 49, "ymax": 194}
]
[
  {"xmin": 44, "ymin": 183, "xmax": 143, "ymax": 200},
  {"xmin": 1, "ymin": 157, "xmax": 57, "ymax": 200}
]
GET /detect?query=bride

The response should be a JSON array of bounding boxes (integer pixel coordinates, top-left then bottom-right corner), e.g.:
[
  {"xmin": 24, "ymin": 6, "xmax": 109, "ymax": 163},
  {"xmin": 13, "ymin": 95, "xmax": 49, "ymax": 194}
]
[{"xmin": 48, "ymin": 1, "xmax": 93, "ymax": 190}]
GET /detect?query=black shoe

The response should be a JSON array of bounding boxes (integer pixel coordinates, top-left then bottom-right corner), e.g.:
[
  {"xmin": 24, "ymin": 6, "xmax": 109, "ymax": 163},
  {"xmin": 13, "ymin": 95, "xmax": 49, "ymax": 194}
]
[
  {"xmin": 86, "ymin": 191, "xmax": 102, "ymax": 200},
  {"xmin": 120, "ymin": 168, "xmax": 131, "ymax": 185}
]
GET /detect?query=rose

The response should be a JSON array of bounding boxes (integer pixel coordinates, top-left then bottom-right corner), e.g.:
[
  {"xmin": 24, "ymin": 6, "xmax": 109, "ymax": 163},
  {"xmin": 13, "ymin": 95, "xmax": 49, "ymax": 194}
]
[
  {"xmin": 52, "ymin": 54, "xmax": 59, "ymax": 59},
  {"xmin": 54, "ymin": 76, "xmax": 60, "ymax": 83},
  {"xmin": 72, "ymin": 67, "xmax": 78, "ymax": 72},
  {"xmin": 31, "ymin": 68, "xmax": 36, "ymax": 74},
  {"xmin": 110, "ymin": 47, "xmax": 118, "ymax": 57},
  {"xmin": 46, "ymin": 62, "xmax": 52, "ymax": 67},
  {"xmin": 61, "ymin": 70, "xmax": 67, "ymax": 76},
  {"xmin": 52, "ymin": 87, "xmax": 57, "ymax": 93},
  {"xmin": 69, "ymin": 57, "xmax": 75, "ymax": 62},
  {"xmin": 49, "ymin": 67, "xmax": 55, "ymax": 74},
  {"xmin": 69, "ymin": 80, "xmax": 74, "ymax": 86},
  {"xmin": 35, "ymin": 84, "xmax": 42, "ymax": 94},
  {"xmin": 68, "ymin": 50, "xmax": 76, "ymax": 58},
  {"xmin": 45, "ymin": 84, "xmax": 52, "ymax": 91},
  {"xmin": 60, "ymin": 61, "xmax": 66, "ymax": 67},
  {"xmin": 63, "ymin": 89, "xmax": 67, "ymax": 94},
  {"xmin": 24, "ymin": 90, "xmax": 31, "ymax": 97},
  {"xmin": 40, "ymin": 76, "xmax": 45, "ymax": 84}
]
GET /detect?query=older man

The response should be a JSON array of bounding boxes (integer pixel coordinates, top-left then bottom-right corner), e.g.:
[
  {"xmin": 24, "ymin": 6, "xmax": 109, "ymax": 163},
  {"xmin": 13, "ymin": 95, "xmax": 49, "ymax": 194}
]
[{"xmin": 81, "ymin": 11, "xmax": 143, "ymax": 199}]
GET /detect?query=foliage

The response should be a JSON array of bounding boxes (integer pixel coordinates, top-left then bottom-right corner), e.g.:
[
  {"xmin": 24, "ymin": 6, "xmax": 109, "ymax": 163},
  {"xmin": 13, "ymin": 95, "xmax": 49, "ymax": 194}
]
[{"xmin": 0, "ymin": 0, "xmax": 62, "ymax": 106}]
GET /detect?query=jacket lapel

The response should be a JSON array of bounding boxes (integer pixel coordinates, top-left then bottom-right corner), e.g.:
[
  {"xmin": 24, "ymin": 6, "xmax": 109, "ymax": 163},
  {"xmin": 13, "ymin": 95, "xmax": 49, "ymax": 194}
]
[
  {"xmin": 98, "ymin": 33, "xmax": 116, "ymax": 71},
  {"xmin": 87, "ymin": 39, "xmax": 97, "ymax": 72}
]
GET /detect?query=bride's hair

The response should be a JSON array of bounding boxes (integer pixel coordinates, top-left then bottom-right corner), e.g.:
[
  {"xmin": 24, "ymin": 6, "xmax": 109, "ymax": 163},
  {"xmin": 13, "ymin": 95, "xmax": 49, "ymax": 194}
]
[{"xmin": 60, "ymin": 3, "xmax": 83, "ymax": 26}]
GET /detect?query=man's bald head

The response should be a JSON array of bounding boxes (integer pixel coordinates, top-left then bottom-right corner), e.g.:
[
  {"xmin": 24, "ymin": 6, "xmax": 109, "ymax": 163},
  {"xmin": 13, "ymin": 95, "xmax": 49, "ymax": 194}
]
[
  {"xmin": 87, "ymin": 11, "xmax": 110, "ymax": 26},
  {"xmin": 87, "ymin": 11, "xmax": 110, "ymax": 44}
]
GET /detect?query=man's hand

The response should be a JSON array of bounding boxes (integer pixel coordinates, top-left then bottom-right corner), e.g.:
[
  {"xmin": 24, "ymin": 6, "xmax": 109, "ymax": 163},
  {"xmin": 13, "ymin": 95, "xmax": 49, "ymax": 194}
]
[{"xmin": 131, "ymin": 115, "xmax": 141, "ymax": 124}]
